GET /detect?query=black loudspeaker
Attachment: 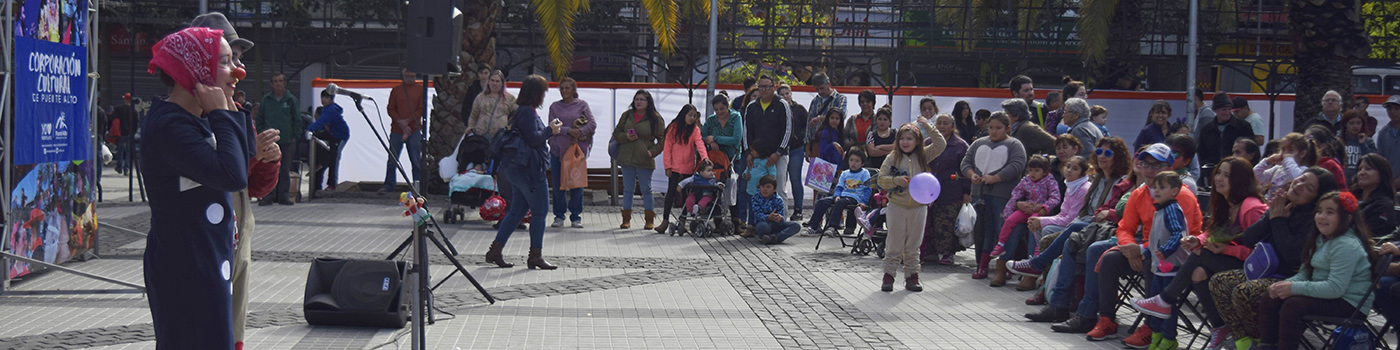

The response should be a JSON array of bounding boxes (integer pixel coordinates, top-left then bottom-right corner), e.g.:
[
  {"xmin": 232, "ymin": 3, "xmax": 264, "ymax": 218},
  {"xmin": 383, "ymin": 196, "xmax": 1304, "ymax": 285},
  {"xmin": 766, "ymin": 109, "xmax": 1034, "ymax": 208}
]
[
  {"xmin": 406, "ymin": 0, "xmax": 463, "ymax": 76},
  {"xmin": 304, "ymin": 258, "xmax": 409, "ymax": 328}
]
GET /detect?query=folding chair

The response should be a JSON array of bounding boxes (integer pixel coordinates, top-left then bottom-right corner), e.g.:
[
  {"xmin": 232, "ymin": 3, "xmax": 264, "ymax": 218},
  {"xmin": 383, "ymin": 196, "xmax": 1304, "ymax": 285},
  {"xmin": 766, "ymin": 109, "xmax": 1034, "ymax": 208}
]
[
  {"xmin": 814, "ymin": 168, "xmax": 880, "ymax": 253},
  {"xmin": 1124, "ymin": 277, "xmax": 1212, "ymax": 348},
  {"xmin": 1301, "ymin": 254, "xmax": 1395, "ymax": 350}
]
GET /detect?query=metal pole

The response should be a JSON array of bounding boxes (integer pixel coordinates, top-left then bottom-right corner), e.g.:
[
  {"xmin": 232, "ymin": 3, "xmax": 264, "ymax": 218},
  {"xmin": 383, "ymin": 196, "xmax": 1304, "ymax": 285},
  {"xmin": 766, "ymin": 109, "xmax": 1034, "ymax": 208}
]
[
  {"xmin": 199, "ymin": 0, "xmax": 208, "ymax": 15},
  {"xmin": 1, "ymin": 0, "xmax": 15, "ymax": 294},
  {"xmin": 706, "ymin": 0, "xmax": 717, "ymax": 117},
  {"xmin": 1185, "ymin": 0, "xmax": 1199, "ymax": 128}
]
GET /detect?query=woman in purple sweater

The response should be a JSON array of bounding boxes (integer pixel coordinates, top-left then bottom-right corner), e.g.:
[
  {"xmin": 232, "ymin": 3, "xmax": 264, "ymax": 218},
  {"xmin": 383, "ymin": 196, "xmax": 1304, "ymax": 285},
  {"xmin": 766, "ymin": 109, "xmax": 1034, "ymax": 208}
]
[
  {"xmin": 546, "ymin": 77, "xmax": 596, "ymax": 228},
  {"xmin": 922, "ymin": 114, "xmax": 971, "ymax": 264}
]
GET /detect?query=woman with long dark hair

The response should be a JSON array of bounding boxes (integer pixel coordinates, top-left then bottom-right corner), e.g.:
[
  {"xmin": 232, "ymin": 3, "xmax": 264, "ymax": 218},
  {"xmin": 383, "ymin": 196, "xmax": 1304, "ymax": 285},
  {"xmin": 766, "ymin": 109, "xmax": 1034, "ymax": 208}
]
[
  {"xmin": 1351, "ymin": 154, "xmax": 1395, "ymax": 238},
  {"xmin": 1128, "ymin": 157, "xmax": 1265, "ymax": 348},
  {"xmin": 142, "ymin": 27, "xmax": 252, "ymax": 348},
  {"xmin": 1340, "ymin": 110, "xmax": 1378, "ymax": 180},
  {"xmin": 1256, "ymin": 191, "xmax": 1377, "ymax": 350},
  {"xmin": 1208, "ymin": 167, "xmax": 1340, "ymax": 350},
  {"xmin": 952, "ymin": 100, "xmax": 977, "ymax": 144},
  {"xmin": 484, "ymin": 75, "xmax": 564, "ymax": 270},
  {"xmin": 655, "ymin": 104, "xmax": 710, "ymax": 233},
  {"xmin": 612, "ymin": 90, "xmax": 666, "ymax": 229},
  {"xmin": 1132, "ymin": 100, "xmax": 1172, "ymax": 152}
]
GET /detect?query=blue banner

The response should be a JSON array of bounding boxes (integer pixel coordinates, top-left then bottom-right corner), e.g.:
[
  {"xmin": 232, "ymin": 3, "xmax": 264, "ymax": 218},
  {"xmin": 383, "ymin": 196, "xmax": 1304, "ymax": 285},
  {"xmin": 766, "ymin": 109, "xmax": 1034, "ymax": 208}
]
[{"xmin": 13, "ymin": 36, "xmax": 89, "ymax": 165}]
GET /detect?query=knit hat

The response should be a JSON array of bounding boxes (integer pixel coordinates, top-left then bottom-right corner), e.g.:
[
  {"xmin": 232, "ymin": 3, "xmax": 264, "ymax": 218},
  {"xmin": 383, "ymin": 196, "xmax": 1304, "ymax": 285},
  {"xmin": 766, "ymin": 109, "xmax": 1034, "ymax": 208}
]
[{"xmin": 148, "ymin": 27, "xmax": 224, "ymax": 96}]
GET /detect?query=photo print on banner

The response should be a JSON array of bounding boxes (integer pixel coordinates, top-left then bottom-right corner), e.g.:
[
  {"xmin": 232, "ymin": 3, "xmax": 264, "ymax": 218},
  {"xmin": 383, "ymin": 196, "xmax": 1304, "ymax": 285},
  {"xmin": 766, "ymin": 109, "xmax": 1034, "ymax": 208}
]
[{"xmin": 7, "ymin": 0, "xmax": 94, "ymax": 279}]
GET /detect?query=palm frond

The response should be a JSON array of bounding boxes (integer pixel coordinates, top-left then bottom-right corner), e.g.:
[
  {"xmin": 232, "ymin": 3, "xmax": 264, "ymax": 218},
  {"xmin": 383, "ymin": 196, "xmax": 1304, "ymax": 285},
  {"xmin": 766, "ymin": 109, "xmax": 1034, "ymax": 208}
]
[
  {"xmin": 1018, "ymin": 0, "xmax": 1046, "ymax": 33},
  {"xmin": 680, "ymin": 0, "xmax": 711, "ymax": 21},
  {"xmin": 1077, "ymin": 0, "xmax": 1119, "ymax": 64},
  {"xmin": 532, "ymin": 0, "xmax": 583, "ymax": 77},
  {"xmin": 640, "ymin": 0, "xmax": 681, "ymax": 58}
]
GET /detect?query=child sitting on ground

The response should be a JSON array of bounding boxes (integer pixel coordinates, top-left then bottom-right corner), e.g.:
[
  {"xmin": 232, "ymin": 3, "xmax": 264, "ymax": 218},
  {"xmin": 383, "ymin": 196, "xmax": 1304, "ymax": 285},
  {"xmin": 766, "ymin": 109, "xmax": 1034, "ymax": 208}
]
[
  {"xmin": 740, "ymin": 154, "xmax": 780, "ymax": 235},
  {"xmin": 990, "ymin": 155, "xmax": 1061, "ymax": 258},
  {"xmin": 751, "ymin": 175, "xmax": 801, "ymax": 244},
  {"xmin": 1122, "ymin": 172, "xmax": 1190, "ymax": 350},
  {"xmin": 807, "ymin": 149, "xmax": 873, "ymax": 236}
]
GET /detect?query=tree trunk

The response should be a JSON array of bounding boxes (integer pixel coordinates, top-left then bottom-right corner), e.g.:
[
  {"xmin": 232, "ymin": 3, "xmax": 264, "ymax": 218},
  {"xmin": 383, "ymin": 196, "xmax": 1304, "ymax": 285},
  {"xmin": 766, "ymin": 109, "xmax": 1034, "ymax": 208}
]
[
  {"xmin": 423, "ymin": 0, "xmax": 499, "ymax": 194},
  {"xmin": 1289, "ymin": 0, "xmax": 1370, "ymax": 132}
]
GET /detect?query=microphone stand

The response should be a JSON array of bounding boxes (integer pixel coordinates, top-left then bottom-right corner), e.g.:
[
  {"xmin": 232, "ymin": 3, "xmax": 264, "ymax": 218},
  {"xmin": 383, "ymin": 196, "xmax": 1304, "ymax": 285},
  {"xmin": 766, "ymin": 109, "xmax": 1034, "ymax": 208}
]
[{"xmin": 346, "ymin": 86, "xmax": 494, "ymax": 350}]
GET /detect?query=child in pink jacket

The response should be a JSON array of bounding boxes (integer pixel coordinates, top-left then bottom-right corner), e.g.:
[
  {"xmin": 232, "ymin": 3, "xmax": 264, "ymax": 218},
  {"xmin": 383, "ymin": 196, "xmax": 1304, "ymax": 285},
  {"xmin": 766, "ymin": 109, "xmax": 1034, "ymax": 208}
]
[
  {"xmin": 990, "ymin": 155, "xmax": 1061, "ymax": 259},
  {"xmin": 1028, "ymin": 156, "xmax": 1093, "ymax": 254},
  {"xmin": 656, "ymin": 104, "xmax": 709, "ymax": 233}
]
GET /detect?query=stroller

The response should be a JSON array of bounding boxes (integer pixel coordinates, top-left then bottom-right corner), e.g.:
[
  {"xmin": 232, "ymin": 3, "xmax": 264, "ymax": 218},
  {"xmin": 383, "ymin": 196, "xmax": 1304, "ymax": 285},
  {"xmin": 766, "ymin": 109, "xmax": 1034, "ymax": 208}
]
[
  {"xmin": 441, "ymin": 134, "xmax": 499, "ymax": 223},
  {"xmin": 664, "ymin": 150, "xmax": 738, "ymax": 237}
]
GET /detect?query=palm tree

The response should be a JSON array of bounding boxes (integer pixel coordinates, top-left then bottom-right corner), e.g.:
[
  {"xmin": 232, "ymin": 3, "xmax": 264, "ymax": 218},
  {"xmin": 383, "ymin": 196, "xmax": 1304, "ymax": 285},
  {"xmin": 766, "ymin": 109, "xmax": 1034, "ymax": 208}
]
[{"xmin": 1288, "ymin": 0, "xmax": 1370, "ymax": 131}]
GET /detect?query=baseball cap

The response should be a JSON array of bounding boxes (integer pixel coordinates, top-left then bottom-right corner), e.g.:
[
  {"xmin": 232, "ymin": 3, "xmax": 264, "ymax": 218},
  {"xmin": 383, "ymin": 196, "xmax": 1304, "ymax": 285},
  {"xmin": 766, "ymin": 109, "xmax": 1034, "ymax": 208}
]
[
  {"xmin": 1137, "ymin": 143, "xmax": 1174, "ymax": 163},
  {"xmin": 1384, "ymin": 95, "xmax": 1400, "ymax": 108},
  {"xmin": 122, "ymin": 93, "xmax": 131, "ymax": 100},
  {"xmin": 1232, "ymin": 97, "xmax": 1249, "ymax": 109},
  {"xmin": 189, "ymin": 12, "xmax": 254, "ymax": 50}
]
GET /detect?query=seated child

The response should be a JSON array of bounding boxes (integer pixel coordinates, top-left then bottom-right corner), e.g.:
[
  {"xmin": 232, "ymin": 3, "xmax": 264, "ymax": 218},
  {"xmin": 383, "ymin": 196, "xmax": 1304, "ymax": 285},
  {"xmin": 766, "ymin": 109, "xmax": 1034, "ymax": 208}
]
[
  {"xmin": 677, "ymin": 163, "xmax": 720, "ymax": 216},
  {"xmin": 751, "ymin": 175, "xmax": 801, "ymax": 245},
  {"xmin": 1124, "ymin": 172, "xmax": 1190, "ymax": 349},
  {"xmin": 807, "ymin": 150, "xmax": 872, "ymax": 236},
  {"xmin": 740, "ymin": 155, "xmax": 780, "ymax": 231},
  {"xmin": 990, "ymin": 155, "xmax": 1061, "ymax": 258}
]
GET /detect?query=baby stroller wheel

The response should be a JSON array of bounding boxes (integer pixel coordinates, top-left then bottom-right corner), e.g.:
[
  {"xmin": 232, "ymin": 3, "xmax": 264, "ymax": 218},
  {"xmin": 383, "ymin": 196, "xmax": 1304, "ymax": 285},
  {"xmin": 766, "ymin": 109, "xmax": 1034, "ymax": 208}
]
[
  {"xmin": 453, "ymin": 207, "xmax": 466, "ymax": 222},
  {"xmin": 441, "ymin": 208, "xmax": 456, "ymax": 224}
]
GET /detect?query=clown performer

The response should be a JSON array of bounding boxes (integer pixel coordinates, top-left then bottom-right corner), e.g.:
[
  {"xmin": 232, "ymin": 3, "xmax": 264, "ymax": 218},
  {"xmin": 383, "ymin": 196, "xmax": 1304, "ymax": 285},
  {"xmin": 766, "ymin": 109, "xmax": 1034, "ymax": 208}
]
[{"xmin": 140, "ymin": 26, "xmax": 253, "ymax": 349}]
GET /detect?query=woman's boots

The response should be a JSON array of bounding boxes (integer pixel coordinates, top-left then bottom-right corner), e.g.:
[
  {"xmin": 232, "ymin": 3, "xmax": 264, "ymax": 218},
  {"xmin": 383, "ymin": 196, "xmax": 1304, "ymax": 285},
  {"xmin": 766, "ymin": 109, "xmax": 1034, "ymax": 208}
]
[
  {"xmin": 527, "ymin": 248, "xmax": 558, "ymax": 270},
  {"xmin": 484, "ymin": 241, "xmax": 513, "ymax": 268},
  {"xmin": 990, "ymin": 259, "xmax": 1009, "ymax": 287},
  {"xmin": 644, "ymin": 210, "xmax": 657, "ymax": 230},
  {"xmin": 1016, "ymin": 274, "xmax": 1039, "ymax": 291},
  {"xmin": 972, "ymin": 254, "xmax": 990, "ymax": 279},
  {"xmin": 620, "ymin": 209, "xmax": 632, "ymax": 229}
]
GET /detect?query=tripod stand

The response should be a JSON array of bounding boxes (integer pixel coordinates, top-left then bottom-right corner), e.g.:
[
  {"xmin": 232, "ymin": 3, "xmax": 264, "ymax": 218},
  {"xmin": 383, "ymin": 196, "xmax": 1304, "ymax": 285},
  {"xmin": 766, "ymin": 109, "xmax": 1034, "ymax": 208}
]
[{"xmin": 345, "ymin": 80, "xmax": 493, "ymax": 350}]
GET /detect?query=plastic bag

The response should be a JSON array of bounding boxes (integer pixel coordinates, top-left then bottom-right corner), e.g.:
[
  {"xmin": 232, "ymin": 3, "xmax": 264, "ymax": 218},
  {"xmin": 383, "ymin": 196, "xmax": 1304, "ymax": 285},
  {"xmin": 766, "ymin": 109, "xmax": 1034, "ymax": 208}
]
[
  {"xmin": 955, "ymin": 203, "xmax": 976, "ymax": 247},
  {"xmin": 439, "ymin": 135, "xmax": 463, "ymax": 181},
  {"xmin": 560, "ymin": 144, "xmax": 588, "ymax": 190}
]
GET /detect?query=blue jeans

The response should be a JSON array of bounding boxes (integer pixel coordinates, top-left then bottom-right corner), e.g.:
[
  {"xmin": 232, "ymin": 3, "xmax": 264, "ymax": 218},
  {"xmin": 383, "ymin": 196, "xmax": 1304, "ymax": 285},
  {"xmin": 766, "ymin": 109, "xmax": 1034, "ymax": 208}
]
[
  {"xmin": 732, "ymin": 153, "xmax": 751, "ymax": 219},
  {"xmin": 549, "ymin": 154, "xmax": 583, "ymax": 221},
  {"xmin": 808, "ymin": 196, "xmax": 857, "ymax": 230},
  {"xmin": 976, "ymin": 195, "xmax": 1009, "ymax": 259},
  {"xmin": 494, "ymin": 164, "xmax": 549, "ymax": 249},
  {"xmin": 999, "ymin": 224, "xmax": 1033, "ymax": 260},
  {"xmin": 1076, "ymin": 238, "xmax": 1122, "ymax": 318},
  {"xmin": 756, "ymin": 221, "xmax": 801, "ymax": 243},
  {"xmin": 787, "ymin": 148, "xmax": 805, "ymax": 214},
  {"xmin": 620, "ymin": 166, "xmax": 654, "ymax": 211},
  {"xmin": 1030, "ymin": 220, "xmax": 1091, "ymax": 270},
  {"xmin": 1377, "ymin": 276, "xmax": 1400, "ymax": 330},
  {"xmin": 1146, "ymin": 274, "xmax": 1179, "ymax": 339},
  {"xmin": 383, "ymin": 132, "xmax": 423, "ymax": 190}
]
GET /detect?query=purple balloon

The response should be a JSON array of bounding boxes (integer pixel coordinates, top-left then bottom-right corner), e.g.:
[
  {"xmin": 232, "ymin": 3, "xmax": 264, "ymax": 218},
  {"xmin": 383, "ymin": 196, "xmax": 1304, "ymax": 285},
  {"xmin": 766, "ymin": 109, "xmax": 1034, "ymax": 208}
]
[{"xmin": 909, "ymin": 172, "xmax": 940, "ymax": 204}]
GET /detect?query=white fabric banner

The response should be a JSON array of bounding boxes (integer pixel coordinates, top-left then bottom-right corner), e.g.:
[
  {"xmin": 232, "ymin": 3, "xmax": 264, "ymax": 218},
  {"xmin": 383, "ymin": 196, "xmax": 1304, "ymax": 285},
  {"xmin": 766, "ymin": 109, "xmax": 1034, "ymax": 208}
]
[{"xmin": 313, "ymin": 81, "xmax": 1388, "ymax": 204}]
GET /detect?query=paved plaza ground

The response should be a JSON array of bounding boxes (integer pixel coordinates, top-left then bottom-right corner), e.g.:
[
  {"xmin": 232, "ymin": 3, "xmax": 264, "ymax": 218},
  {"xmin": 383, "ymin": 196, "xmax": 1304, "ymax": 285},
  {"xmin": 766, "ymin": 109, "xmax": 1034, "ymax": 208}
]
[{"xmin": 0, "ymin": 170, "xmax": 1379, "ymax": 349}]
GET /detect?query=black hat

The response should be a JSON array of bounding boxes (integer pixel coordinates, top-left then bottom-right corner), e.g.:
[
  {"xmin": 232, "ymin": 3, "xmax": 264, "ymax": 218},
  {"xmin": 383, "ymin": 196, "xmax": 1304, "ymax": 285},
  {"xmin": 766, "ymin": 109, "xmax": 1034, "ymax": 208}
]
[
  {"xmin": 1231, "ymin": 97, "xmax": 1249, "ymax": 109},
  {"xmin": 1211, "ymin": 93, "xmax": 1232, "ymax": 110},
  {"xmin": 190, "ymin": 12, "xmax": 254, "ymax": 50}
]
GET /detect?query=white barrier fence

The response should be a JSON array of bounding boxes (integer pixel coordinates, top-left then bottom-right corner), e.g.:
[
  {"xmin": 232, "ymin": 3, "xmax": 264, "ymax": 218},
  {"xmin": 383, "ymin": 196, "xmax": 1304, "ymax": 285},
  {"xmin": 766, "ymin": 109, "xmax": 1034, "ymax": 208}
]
[{"xmin": 312, "ymin": 80, "xmax": 1389, "ymax": 203}]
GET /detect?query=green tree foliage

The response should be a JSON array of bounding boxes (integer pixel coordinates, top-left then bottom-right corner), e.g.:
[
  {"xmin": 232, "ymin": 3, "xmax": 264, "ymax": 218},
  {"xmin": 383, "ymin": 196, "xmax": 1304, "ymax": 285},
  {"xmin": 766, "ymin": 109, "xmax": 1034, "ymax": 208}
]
[{"xmin": 1362, "ymin": 1, "xmax": 1400, "ymax": 60}]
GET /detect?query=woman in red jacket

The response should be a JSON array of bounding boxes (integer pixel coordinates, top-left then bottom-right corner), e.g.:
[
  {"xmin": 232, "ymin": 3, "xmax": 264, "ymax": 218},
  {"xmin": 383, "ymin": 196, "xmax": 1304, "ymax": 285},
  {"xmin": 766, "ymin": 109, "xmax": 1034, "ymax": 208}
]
[
  {"xmin": 1304, "ymin": 125, "xmax": 1349, "ymax": 189},
  {"xmin": 655, "ymin": 104, "xmax": 710, "ymax": 233}
]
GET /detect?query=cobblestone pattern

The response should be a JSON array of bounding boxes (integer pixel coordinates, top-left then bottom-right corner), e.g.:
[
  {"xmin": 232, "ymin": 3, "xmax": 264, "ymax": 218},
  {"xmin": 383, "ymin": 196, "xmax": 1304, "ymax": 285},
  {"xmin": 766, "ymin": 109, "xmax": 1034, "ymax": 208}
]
[
  {"xmin": 696, "ymin": 236, "xmax": 910, "ymax": 350},
  {"xmin": 0, "ymin": 262, "xmax": 720, "ymax": 349}
]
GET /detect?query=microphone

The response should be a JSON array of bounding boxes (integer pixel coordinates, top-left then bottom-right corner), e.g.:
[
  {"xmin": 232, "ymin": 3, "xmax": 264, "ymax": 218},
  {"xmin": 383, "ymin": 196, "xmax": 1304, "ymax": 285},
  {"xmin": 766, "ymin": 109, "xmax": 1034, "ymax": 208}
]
[{"xmin": 325, "ymin": 83, "xmax": 373, "ymax": 102}]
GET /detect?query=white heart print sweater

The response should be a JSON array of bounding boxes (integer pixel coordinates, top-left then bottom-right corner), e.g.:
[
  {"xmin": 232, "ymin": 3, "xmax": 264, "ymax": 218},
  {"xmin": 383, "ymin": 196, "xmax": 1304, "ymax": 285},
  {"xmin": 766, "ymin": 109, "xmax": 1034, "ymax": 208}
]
[{"xmin": 959, "ymin": 136, "xmax": 1027, "ymax": 199}]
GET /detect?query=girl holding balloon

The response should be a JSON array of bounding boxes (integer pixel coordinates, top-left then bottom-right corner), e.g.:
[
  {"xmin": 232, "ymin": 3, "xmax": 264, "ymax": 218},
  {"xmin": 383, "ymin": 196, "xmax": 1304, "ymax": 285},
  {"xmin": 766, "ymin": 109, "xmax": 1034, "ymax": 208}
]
[{"xmin": 875, "ymin": 115, "xmax": 946, "ymax": 293}]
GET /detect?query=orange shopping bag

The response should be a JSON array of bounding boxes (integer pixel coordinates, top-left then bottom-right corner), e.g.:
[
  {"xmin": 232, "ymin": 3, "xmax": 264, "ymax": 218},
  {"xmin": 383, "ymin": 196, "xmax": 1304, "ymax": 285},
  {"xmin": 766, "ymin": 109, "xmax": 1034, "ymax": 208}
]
[{"xmin": 560, "ymin": 144, "xmax": 589, "ymax": 190}]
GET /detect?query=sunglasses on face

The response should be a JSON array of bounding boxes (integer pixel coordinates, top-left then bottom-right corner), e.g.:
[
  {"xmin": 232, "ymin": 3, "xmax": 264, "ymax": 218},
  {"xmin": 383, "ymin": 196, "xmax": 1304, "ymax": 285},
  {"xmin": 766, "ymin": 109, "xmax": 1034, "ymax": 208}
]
[{"xmin": 1095, "ymin": 148, "xmax": 1114, "ymax": 157}]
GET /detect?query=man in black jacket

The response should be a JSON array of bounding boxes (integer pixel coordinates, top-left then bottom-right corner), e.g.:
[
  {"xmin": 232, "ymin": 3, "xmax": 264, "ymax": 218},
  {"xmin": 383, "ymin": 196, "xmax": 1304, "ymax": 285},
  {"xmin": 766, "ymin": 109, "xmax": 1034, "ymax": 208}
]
[
  {"xmin": 738, "ymin": 76, "xmax": 794, "ymax": 226},
  {"xmin": 1197, "ymin": 93, "xmax": 1255, "ymax": 168},
  {"xmin": 1302, "ymin": 90, "xmax": 1345, "ymax": 134}
]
